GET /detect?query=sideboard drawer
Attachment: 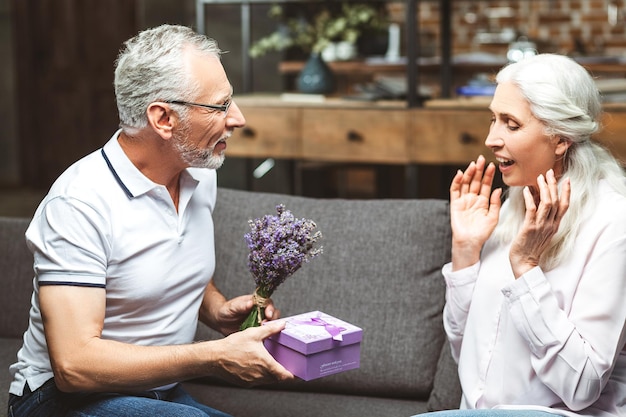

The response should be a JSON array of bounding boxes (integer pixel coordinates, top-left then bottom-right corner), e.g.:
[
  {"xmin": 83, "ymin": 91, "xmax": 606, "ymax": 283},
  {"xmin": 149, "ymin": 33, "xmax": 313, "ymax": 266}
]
[
  {"xmin": 300, "ymin": 108, "xmax": 409, "ymax": 164},
  {"xmin": 410, "ymin": 109, "xmax": 493, "ymax": 165},
  {"xmin": 228, "ymin": 106, "xmax": 301, "ymax": 159},
  {"xmin": 596, "ymin": 110, "xmax": 626, "ymax": 164}
]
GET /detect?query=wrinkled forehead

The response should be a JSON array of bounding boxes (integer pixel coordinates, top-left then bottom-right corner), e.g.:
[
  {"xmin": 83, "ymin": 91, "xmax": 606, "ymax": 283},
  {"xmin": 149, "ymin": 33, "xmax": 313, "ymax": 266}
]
[
  {"xmin": 490, "ymin": 82, "xmax": 528, "ymax": 113},
  {"xmin": 184, "ymin": 46, "xmax": 231, "ymax": 100}
]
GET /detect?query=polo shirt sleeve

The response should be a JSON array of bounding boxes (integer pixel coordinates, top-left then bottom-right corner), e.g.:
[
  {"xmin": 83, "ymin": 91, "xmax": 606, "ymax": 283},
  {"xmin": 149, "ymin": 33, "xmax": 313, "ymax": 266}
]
[{"xmin": 26, "ymin": 195, "xmax": 110, "ymax": 288}]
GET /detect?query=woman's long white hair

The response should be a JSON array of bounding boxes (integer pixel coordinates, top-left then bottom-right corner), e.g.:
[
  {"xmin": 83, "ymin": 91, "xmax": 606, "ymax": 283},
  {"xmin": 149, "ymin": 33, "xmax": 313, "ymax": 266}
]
[{"xmin": 492, "ymin": 54, "xmax": 626, "ymax": 270}]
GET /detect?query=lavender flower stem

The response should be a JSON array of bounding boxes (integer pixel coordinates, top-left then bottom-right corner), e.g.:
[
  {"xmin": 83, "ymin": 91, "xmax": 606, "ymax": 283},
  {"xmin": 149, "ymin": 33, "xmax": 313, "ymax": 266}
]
[{"xmin": 239, "ymin": 205, "xmax": 322, "ymax": 331}]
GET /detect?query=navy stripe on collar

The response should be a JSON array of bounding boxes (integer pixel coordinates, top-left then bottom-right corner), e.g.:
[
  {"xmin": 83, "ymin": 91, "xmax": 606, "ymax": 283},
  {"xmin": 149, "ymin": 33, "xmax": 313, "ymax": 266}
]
[{"xmin": 101, "ymin": 148, "xmax": 134, "ymax": 198}]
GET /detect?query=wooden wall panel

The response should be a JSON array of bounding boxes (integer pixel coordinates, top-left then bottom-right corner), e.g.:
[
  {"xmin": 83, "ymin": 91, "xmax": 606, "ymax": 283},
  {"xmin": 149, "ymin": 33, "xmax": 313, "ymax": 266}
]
[{"xmin": 12, "ymin": 0, "xmax": 137, "ymax": 188}]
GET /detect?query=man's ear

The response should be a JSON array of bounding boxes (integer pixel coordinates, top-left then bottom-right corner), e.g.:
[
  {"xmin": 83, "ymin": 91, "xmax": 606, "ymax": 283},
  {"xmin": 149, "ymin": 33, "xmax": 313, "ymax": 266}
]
[{"xmin": 146, "ymin": 102, "xmax": 176, "ymax": 140}]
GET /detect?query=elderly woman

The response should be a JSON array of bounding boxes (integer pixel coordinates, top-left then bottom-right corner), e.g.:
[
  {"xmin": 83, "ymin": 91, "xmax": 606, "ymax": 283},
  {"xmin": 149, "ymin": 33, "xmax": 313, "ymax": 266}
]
[{"xmin": 416, "ymin": 54, "xmax": 626, "ymax": 417}]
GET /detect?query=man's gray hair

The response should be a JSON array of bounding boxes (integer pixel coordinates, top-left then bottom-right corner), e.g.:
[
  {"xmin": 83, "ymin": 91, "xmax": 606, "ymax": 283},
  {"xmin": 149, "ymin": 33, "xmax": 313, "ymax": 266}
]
[{"xmin": 114, "ymin": 24, "xmax": 222, "ymax": 131}]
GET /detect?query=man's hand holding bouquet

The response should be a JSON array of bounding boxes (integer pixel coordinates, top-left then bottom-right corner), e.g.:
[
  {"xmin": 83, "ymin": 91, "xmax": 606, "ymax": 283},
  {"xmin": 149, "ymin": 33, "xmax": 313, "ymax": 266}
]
[{"xmin": 240, "ymin": 204, "xmax": 323, "ymax": 331}]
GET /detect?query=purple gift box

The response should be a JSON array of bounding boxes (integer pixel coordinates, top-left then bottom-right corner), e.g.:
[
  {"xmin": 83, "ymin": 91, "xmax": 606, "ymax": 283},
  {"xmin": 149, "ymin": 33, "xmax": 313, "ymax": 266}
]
[{"xmin": 263, "ymin": 310, "xmax": 363, "ymax": 381}]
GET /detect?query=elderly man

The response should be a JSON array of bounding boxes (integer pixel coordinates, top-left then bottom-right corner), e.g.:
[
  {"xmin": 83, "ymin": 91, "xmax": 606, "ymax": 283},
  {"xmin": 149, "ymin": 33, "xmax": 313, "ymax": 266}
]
[{"xmin": 8, "ymin": 24, "xmax": 293, "ymax": 417}]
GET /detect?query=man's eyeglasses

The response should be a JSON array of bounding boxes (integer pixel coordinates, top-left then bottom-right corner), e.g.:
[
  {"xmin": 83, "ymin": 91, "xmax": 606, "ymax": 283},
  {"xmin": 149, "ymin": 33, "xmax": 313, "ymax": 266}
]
[{"xmin": 165, "ymin": 99, "xmax": 231, "ymax": 118}]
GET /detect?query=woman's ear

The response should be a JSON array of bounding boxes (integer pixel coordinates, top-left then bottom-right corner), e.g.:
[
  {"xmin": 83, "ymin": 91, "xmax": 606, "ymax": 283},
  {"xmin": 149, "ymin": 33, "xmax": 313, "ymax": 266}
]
[
  {"xmin": 555, "ymin": 136, "xmax": 572, "ymax": 157},
  {"xmin": 146, "ymin": 102, "xmax": 176, "ymax": 140}
]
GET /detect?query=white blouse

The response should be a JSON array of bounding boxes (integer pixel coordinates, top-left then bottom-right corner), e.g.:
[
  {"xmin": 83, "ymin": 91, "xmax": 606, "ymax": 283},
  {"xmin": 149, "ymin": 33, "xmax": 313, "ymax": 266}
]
[{"xmin": 443, "ymin": 180, "xmax": 626, "ymax": 417}]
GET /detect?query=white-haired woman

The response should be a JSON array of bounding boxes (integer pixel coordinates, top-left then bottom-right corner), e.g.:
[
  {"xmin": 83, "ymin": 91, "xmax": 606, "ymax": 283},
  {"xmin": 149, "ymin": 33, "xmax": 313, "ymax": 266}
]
[{"xmin": 415, "ymin": 54, "xmax": 626, "ymax": 417}]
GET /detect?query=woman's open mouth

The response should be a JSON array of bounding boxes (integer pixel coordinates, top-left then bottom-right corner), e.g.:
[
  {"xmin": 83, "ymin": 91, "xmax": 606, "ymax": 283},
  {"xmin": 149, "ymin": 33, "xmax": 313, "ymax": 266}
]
[{"xmin": 496, "ymin": 157, "xmax": 515, "ymax": 168}]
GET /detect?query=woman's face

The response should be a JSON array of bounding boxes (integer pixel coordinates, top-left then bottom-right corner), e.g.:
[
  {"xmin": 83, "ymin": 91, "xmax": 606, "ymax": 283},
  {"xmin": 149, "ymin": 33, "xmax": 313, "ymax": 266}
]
[{"xmin": 485, "ymin": 81, "xmax": 569, "ymax": 190}]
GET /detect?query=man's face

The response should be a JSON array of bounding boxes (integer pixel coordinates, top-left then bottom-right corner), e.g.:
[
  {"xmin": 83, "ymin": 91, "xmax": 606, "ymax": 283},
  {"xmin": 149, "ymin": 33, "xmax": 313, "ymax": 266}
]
[
  {"xmin": 173, "ymin": 51, "xmax": 245, "ymax": 169},
  {"xmin": 172, "ymin": 114, "xmax": 226, "ymax": 170}
]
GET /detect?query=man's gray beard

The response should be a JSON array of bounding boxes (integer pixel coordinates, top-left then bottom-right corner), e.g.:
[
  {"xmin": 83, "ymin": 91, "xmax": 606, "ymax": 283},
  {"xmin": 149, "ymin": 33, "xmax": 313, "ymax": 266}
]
[{"xmin": 173, "ymin": 127, "xmax": 226, "ymax": 170}]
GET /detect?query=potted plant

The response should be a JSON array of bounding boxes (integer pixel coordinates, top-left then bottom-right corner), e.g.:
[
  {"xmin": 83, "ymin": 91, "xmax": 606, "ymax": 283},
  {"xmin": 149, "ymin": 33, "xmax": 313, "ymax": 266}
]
[
  {"xmin": 249, "ymin": 2, "xmax": 388, "ymax": 59},
  {"xmin": 249, "ymin": 2, "xmax": 388, "ymax": 94}
]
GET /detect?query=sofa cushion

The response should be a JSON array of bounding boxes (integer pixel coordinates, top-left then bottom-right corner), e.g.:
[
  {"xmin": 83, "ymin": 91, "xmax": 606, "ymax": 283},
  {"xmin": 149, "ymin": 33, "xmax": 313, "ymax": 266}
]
[
  {"xmin": 427, "ymin": 339, "xmax": 462, "ymax": 410},
  {"xmin": 0, "ymin": 217, "xmax": 33, "ymax": 338},
  {"xmin": 182, "ymin": 380, "xmax": 431, "ymax": 417},
  {"xmin": 0, "ymin": 338, "xmax": 25, "ymax": 409},
  {"xmin": 196, "ymin": 188, "xmax": 452, "ymax": 400}
]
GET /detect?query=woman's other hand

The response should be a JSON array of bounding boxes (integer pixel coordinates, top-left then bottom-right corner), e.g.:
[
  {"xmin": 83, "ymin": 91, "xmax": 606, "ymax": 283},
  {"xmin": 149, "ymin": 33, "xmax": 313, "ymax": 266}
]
[{"xmin": 509, "ymin": 169, "xmax": 571, "ymax": 278}]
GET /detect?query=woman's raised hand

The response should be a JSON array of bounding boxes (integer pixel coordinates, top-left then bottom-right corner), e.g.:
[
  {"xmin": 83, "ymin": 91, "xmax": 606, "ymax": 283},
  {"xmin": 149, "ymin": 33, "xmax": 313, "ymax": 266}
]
[{"xmin": 449, "ymin": 155, "xmax": 502, "ymax": 270}]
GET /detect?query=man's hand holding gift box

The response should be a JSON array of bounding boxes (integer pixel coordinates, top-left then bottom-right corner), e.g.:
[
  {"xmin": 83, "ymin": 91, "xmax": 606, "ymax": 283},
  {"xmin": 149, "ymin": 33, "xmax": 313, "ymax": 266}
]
[
  {"xmin": 264, "ymin": 311, "xmax": 362, "ymax": 381},
  {"xmin": 238, "ymin": 206, "xmax": 361, "ymax": 381}
]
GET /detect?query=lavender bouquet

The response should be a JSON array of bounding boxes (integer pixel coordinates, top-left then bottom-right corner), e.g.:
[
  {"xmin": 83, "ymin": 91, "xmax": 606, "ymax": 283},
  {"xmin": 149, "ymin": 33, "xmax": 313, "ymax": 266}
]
[{"xmin": 240, "ymin": 204, "xmax": 323, "ymax": 331}]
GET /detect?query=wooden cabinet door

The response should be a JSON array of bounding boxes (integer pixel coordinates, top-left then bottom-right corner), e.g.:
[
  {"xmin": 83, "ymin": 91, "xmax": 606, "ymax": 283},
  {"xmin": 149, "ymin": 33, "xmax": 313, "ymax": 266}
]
[
  {"xmin": 301, "ymin": 108, "xmax": 409, "ymax": 164},
  {"xmin": 229, "ymin": 106, "xmax": 301, "ymax": 159},
  {"xmin": 13, "ymin": 0, "xmax": 137, "ymax": 189},
  {"xmin": 596, "ymin": 109, "xmax": 626, "ymax": 164},
  {"xmin": 409, "ymin": 109, "xmax": 493, "ymax": 164}
]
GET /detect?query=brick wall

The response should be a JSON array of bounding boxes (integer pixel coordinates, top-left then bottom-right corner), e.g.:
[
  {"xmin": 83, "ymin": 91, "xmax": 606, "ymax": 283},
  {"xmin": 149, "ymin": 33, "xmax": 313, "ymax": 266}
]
[{"xmin": 387, "ymin": 0, "xmax": 626, "ymax": 58}]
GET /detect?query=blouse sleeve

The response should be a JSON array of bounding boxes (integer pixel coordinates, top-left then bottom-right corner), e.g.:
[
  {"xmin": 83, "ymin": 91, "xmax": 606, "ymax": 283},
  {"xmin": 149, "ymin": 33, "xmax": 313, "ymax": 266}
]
[
  {"xmin": 442, "ymin": 261, "xmax": 480, "ymax": 362},
  {"xmin": 503, "ymin": 234, "xmax": 626, "ymax": 411}
]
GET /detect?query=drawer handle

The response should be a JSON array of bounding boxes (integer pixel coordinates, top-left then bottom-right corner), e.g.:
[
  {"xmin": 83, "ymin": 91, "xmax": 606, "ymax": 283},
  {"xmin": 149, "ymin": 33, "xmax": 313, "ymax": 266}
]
[
  {"xmin": 459, "ymin": 132, "xmax": 477, "ymax": 144},
  {"xmin": 347, "ymin": 130, "xmax": 364, "ymax": 142},
  {"xmin": 241, "ymin": 127, "xmax": 256, "ymax": 138}
]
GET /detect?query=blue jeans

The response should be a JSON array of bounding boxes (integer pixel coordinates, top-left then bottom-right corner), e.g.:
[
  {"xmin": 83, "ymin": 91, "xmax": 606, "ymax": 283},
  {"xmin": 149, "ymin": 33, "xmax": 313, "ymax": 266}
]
[
  {"xmin": 7, "ymin": 379, "xmax": 232, "ymax": 417},
  {"xmin": 413, "ymin": 410, "xmax": 557, "ymax": 417}
]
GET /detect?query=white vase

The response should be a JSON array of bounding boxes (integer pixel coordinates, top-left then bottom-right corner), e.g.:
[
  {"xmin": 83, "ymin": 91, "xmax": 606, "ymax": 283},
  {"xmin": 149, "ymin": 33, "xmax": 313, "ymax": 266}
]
[
  {"xmin": 321, "ymin": 43, "xmax": 337, "ymax": 62},
  {"xmin": 335, "ymin": 41, "xmax": 357, "ymax": 61},
  {"xmin": 321, "ymin": 41, "xmax": 357, "ymax": 62}
]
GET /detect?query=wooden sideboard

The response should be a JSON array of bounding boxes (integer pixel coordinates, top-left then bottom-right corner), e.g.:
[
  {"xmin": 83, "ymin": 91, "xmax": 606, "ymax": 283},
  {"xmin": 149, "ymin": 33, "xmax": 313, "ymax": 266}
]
[{"xmin": 229, "ymin": 95, "xmax": 626, "ymax": 167}]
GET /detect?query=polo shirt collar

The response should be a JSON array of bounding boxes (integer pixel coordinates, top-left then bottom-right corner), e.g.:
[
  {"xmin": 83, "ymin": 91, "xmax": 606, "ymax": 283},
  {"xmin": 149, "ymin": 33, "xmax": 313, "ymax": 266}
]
[{"xmin": 101, "ymin": 130, "xmax": 199, "ymax": 199}]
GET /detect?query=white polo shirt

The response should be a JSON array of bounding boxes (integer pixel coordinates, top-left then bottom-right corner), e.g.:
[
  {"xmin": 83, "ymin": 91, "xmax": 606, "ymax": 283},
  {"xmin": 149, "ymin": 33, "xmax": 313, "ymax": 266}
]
[{"xmin": 9, "ymin": 130, "xmax": 217, "ymax": 395}]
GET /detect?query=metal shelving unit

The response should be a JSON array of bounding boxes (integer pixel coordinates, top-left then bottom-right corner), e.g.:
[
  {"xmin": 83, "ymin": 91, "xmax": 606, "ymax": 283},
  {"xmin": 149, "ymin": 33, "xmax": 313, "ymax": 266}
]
[{"xmin": 195, "ymin": 0, "xmax": 454, "ymax": 107}]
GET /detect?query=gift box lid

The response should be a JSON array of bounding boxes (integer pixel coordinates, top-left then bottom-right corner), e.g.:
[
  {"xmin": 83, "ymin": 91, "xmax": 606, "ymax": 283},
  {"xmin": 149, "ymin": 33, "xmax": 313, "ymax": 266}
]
[{"xmin": 268, "ymin": 311, "xmax": 363, "ymax": 355}]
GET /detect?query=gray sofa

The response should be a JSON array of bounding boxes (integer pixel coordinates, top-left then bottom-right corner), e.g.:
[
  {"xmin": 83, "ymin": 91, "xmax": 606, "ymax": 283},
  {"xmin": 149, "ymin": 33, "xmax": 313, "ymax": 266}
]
[{"xmin": 1, "ymin": 187, "xmax": 461, "ymax": 417}]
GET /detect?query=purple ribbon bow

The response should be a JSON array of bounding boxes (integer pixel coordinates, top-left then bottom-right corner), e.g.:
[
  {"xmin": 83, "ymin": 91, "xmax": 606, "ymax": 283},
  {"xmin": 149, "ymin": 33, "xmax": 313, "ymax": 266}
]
[{"xmin": 292, "ymin": 314, "xmax": 347, "ymax": 341}]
